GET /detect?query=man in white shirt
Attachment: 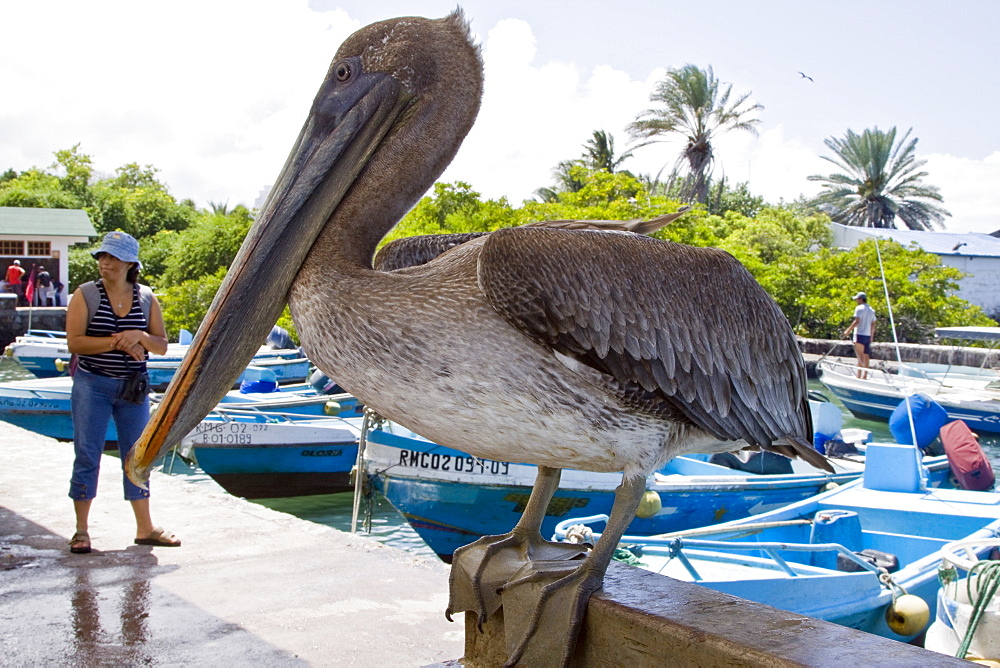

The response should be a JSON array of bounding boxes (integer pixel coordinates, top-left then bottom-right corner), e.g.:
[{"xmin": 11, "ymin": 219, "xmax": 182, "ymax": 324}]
[{"xmin": 843, "ymin": 292, "xmax": 876, "ymax": 378}]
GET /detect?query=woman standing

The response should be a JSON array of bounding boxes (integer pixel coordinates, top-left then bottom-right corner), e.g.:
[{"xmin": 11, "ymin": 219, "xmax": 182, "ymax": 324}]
[{"xmin": 65, "ymin": 231, "xmax": 180, "ymax": 553}]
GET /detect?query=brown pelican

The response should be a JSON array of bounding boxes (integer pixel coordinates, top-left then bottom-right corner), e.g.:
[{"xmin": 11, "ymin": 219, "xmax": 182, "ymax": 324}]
[{"xmin": 126, "ymin": 11, "xmax": 827, "ymax": 665}]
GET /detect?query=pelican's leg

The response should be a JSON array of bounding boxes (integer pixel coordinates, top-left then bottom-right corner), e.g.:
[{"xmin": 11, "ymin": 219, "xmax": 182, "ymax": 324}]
[
  {"xmin": 446, "ymin": 466, "xmax": 590, "ymax": 627},
  {"xmin": 500, "ymin": 474, "xmax": 646, "ymax": 667}
]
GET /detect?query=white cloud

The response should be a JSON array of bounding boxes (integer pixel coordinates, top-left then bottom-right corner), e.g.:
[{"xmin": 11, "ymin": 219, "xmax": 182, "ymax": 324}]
[
  {"xmin": 924, "ymin": 152, "xmax": 1000, "ymax": 234},
  {"xmin": 1, "ymin": 3, "xmax": 996, "ymax": 238},
  {"xmin": 0, "ymin": 0, "xmax": 359, "ymax": 205}
]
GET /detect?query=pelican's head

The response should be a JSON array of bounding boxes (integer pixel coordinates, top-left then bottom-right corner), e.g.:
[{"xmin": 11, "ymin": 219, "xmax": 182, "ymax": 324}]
[{"xmin": 126, "ymin": 11, "xmax": 482, "ymax": 483}]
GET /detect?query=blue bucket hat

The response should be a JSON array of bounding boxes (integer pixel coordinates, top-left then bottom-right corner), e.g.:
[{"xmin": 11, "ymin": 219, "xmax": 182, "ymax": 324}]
[{"xmin": 92, "ymin": 231, "xmax": 141, "ymax": 267}]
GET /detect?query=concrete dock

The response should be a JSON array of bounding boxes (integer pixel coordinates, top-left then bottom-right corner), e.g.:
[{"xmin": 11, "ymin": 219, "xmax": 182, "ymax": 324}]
[{"xmin": 0, "ymin": 423, "xmax": 462, "ymax": 666}]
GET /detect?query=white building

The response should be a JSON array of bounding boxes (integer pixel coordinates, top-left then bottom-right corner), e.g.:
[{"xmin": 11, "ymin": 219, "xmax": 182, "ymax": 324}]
[
  {"xmin": 0, "ymin": 207, "xmax": 97, "ymax": 305},
  {"xmin": 830, "ymin": 222, "xmax": 1000, "ymax": 319}
]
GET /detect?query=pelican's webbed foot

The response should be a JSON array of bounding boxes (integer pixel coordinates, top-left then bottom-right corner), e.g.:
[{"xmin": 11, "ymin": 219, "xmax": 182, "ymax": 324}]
[
  {"xmin": 499, "ymin": 558, "xmax": 604, "ymax": 667},
  {"xmin": 446, "ymin": 529, "xmax": 589, "ymax": 627}
]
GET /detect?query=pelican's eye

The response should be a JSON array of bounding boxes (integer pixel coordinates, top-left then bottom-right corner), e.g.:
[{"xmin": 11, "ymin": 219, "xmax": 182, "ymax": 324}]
[{"xmin": 335, "ymin": 61, "xmax": 353, "ymax": 82}]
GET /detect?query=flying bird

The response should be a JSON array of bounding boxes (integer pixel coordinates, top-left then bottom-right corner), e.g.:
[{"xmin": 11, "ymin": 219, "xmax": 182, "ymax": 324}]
[
  {"xmin": 126, "ymin": 11, "xmax": 826, "ymax": 666},
  {"xmin": 952, "ymin": 242, "xmax": 967, "ymax": 251},
  {"xmin": 798, "ymin": 71, "xmax": 814, "ymax": 82}
]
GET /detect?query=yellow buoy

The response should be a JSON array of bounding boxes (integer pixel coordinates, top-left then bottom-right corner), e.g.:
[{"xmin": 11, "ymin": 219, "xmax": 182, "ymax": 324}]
[
  {"xmin": 54, "ymin": 358, "xmax": 68, "ymax": 372},
  {"xmin": 885, "ymin": 594, "xmax": 930, "ymax": 636},
  {"xmin": 323, "ymin": 401, "xmax": 342, "ymax": 416},
  {"xmin": 635, "ymin": 490, "xmax": 661, "ymax": 519}
]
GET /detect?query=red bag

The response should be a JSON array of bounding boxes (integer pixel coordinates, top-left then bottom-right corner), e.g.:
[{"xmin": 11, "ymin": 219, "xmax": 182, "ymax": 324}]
[{"xmin": 939, "ymin": 420, "xmax": 996, "ymax": 491}]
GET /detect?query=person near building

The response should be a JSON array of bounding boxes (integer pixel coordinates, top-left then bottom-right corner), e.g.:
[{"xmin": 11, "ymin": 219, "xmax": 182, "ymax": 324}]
[
  {"xmin": 5, "ymin": 259, "xmax": 24, "ymax": 305},
  {"xmin": 35, "ymin": 266, "xmax": 54, "ymax": 306}
]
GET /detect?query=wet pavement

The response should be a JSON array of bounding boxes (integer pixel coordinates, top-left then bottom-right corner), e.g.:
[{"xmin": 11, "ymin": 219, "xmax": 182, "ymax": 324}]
[{"xmin": 0, "ymin": 423, "xmax": 463, "ymax": 666}]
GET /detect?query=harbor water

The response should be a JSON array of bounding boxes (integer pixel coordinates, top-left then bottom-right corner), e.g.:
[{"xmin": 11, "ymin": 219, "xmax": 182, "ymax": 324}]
[{"xmin": 3, "ymin": 356, "xmax": 998, "ymax": 559}]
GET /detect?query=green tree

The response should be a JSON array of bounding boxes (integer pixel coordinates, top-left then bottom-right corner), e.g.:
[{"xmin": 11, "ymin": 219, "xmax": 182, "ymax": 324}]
[
  {"xmin": 0, "ymin": 169, "xmax": 82, "ymax": 208},
  {"xmin": 628, "ymin": 64, "xmax": 762, "ymax": 204},
  {"xmin": 87, "ymin": 163, "xmax": 195, "ymax": 238},
  {"xmin": 807, "ymin": 126, "xmax": 949, "ymax": 230},
  {"xmin": 159, "ymin": 206, "xmax": 254, "ymax": 287},
  {"xmin": 793, "ymin": 240, "xmax": 992, "ymax": 341},
  {"xmin": 383, "ymin": 182, "xmax": 522, "ymax": 246},
  {"xmin": 535, "ymin": 131, "xmax": 634, "ymax": 202},
  {"xmin": 583, "ymin": 130, "xmax": 633, "ymax": 174},
  {"xmin": 158, "ymin": 268, "xmax": 228, "ymax": 339},
  {"xmin": 52, "ymin": 144, "xmax": 94, "ymax": 203},
  {"xmin": 706, "ymin": 178, "xmax": 765, "ymax": 218}
]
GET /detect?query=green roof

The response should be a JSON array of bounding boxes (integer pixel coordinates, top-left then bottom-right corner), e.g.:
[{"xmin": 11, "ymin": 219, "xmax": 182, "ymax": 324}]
[{"xmin": 0, "ymin": 207, "xmax": 97, "ymax": 237}]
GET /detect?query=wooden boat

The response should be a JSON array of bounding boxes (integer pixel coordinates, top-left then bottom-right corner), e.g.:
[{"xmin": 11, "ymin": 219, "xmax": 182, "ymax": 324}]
[
  {"xmin": 363, "ymin": 421, "xmax": 950, "ymax": 561},
  {"xmin": 550, "ymin": 442, "xmax": 999, "ymax": 643}
]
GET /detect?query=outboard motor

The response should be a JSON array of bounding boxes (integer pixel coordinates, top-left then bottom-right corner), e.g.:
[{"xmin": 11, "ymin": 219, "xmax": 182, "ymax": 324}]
[
  {"xmin": 308, "ymin": 368, "xmax": 345, "ymax": 396},
  {"xmin": 266, "ymin": 325, "xmax": 296, "ymax": 350}
]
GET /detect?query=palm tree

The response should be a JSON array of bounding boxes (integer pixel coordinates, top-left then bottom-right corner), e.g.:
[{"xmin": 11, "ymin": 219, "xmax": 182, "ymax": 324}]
[
  {"xmin": 534, "ymin": 131, "xmax": 633, "ymax": 202},
  {"xmin": 628, "ymin": 64, "xmax": 762, "ymax": 204},
  {"xmin": 583, "ymin": 130, "xmax": 633, "ymax": 173},
  {"xmin": 807, "ymin": 126, "xmax": 949, "ymax": 230}
]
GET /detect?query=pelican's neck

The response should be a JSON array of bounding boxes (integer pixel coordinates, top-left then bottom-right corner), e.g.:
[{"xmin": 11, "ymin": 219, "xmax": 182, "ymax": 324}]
[{"xmin": 307, "ymin": 32, "xmax": 483, "ymax": 274}]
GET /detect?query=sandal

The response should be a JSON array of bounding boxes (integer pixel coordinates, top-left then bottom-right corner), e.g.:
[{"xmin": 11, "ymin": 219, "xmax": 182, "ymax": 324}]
[
  {"xmin": 69, "ymin": 531, "xmax": 91, "ymax": 554},
  {"xmin": 134, "ymin": 527, "xmax": 181, "ymax": 547}
]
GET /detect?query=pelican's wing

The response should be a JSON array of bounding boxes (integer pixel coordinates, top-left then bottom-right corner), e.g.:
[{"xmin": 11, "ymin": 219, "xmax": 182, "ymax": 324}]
[
  {"xmin": 522, "ymin": 208, "xmax": 690, "ymax": 235},
  {"xmin": 374, "ymin": 233, "xmax": 488, "ymax": 271},
  {"xmin": 373, "ymin": 209, "xmax": 690, "ymax": 271},
  {"xmin": 478, "ymin": 226, "xmax": 816, "ymax": 457}
]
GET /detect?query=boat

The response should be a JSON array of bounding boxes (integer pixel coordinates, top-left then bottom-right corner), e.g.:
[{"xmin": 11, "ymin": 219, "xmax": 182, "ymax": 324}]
[
  {"xmin": 817, "ymin": 359, "xmax": 1000, "ymax": 434},
  {"xmin": 817, "ymin": 325, "xmax": 1000, "ymax": 434},
  {"xmin": 0, "ymin": 375, "xmax": 360, "ymax": 443},
  {"xmin": 176, "ymin": 410, "xmax": 363, "ymax": 499},
  {"xmin": 551, "ymin": 440, "xmax": 1000, "ymax": 643},
  {"xmin": 4, "ymin": 326, "xmax": 308, "ymax": 387},
  {"xmin": 924, "ymin": 535, "xmax": 1000, "ymax": 661},
  {"xmin": 363, "ymin": 419, "xmax": 951, "ymax": 561}
]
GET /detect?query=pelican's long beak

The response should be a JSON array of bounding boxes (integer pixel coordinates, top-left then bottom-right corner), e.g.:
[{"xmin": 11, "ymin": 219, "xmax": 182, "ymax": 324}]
[{"xmin": 126, "ymin": 62, "xmax": 410, "ymax": 485}]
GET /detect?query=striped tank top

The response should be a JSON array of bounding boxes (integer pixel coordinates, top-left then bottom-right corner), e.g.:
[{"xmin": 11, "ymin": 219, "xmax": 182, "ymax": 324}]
[{"xmin": 77, "ymin": 280, "xmax": 148, "ymax": 378}]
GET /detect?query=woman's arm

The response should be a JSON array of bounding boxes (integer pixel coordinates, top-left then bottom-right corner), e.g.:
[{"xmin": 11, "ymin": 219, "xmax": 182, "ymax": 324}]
[
  {"xmin": 111, "ymin": 294, "xmax": 168, "ymax": 356},
  {"xmin": 66, "ymin": 288, "xmax": 120, "ymax": 355}
]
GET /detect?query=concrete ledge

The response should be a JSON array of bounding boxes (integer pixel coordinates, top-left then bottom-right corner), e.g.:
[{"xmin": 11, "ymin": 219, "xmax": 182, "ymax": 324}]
[{"xmin": 464, "ymin": 562, "xmax": 967, "ymax": 667}]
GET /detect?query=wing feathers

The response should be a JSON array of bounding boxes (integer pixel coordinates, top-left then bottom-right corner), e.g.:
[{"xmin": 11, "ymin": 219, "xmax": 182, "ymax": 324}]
[{"xmin": 478, "ymin": 227, "xmax": 812, "ymax": 450}]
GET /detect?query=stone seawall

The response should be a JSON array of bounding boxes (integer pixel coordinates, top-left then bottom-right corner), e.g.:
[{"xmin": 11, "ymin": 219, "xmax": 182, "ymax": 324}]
[
  {"xmin": 0, "ymin": 294, "xmax": 66, "ymax": 347},
  {"xmin": 798, "ymin": 337, "xmax": 1000, "ymax": 369}
]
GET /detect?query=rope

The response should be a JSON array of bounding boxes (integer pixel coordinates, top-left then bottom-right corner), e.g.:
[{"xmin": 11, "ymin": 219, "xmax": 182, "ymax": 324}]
[
  {"xmin": 351, "ymin": 407, "xmax": 383, "ymax": 534},
  {"xmin": 956, "ymin": 560, "xmax": 1000, "ymax": 659}
]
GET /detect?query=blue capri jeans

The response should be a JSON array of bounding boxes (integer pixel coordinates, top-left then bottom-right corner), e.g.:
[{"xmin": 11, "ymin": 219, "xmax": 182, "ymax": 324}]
[{"xmin": 69, "ymin": 367, "xmax": 151, "ymax": 501}]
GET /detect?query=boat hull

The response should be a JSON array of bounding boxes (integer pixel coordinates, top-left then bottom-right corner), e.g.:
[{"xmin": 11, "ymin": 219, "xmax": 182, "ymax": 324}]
[
  {"xmin": 818, "ymin": 361, "xmax": 1000, "ymax": 434},
  {"xmin": 558, "ymin": 444, "xmax": 999, "ymax": 643},
  {"xmin": 365, "ymin": 427, "xmax": 858, "ymax": 560},
  {"xmin": 182, "ymin": 418, "xmax": 361, "ymax": 499}
]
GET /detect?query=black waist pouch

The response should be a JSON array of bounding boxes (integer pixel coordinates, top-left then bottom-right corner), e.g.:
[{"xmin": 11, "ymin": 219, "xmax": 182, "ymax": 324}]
[{"xmin": 121, "ymin": 370, "xmax": 150, "ymax": 404}]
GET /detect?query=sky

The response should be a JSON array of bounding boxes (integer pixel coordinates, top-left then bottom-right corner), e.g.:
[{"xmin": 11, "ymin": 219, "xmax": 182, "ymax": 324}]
[{"xmin": 2, "ymin": 1, "xmax": 998, "ymax": 233}]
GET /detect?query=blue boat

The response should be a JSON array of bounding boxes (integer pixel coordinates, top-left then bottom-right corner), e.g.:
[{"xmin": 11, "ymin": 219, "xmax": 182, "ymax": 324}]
[
  {"xmin": 817, "ymin": 359, "xmax": 1000, "ymax": 434},
  {"xmin": 362, "ymin": 422, "xmax": 948, "ymax": 561},
  {"xmin": 177, "ymin": 411, "xmax": 363, "ymax": 499},
  {"xmin": 0, "ymin": 376, "xmax": 360, "ymax": 443},
  {"xmin": 5, "ymin": 327, "xmax": 308, "ymax": 386},
  {"xmin": 552, "ymin": 442, "xmax": 999, "ymax": 643}
]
